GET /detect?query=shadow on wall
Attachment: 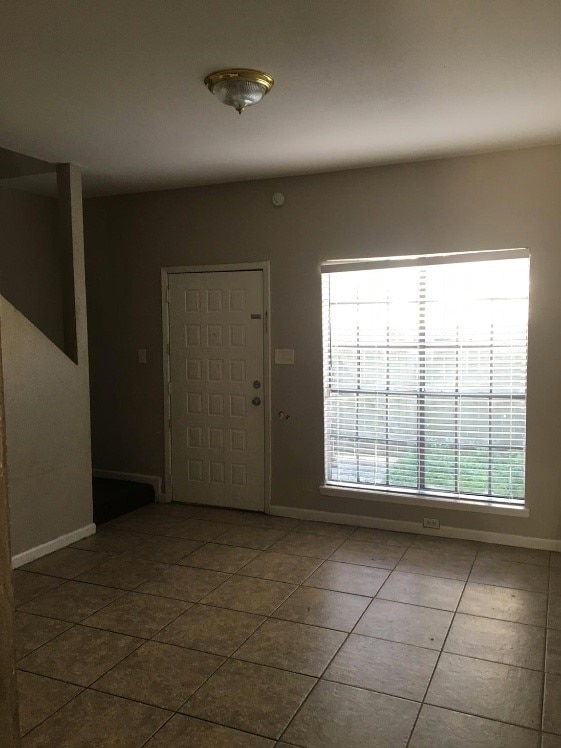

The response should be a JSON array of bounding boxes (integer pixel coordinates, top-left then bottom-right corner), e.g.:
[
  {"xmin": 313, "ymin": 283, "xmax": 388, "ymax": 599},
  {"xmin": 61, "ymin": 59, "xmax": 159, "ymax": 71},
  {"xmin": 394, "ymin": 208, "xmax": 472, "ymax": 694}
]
[{"xmin": 0, "ymin": 147, "xmax": 77, "ymax": 361}]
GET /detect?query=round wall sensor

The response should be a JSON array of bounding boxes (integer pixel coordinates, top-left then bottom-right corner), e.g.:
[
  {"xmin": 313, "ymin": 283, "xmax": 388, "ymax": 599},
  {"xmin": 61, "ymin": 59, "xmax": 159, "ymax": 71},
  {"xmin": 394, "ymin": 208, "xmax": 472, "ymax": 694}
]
[{"xmin": 272, "ymin": 192, "xmax": 285, "ymax": 207}]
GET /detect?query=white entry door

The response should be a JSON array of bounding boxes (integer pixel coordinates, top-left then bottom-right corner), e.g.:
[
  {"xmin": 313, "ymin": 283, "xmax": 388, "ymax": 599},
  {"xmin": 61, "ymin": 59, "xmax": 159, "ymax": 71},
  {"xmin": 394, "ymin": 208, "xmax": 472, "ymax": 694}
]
[{"xmin": 168, "ymin": 270, "xmax": 265, "ymax": 511}]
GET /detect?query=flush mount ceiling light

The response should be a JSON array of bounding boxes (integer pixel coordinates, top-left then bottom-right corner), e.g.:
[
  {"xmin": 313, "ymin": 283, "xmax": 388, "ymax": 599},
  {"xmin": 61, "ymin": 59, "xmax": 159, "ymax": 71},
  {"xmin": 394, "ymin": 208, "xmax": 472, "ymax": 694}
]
[{"xmin": 204, "ymin": 69, "xmax": 274, "ymax": 114}]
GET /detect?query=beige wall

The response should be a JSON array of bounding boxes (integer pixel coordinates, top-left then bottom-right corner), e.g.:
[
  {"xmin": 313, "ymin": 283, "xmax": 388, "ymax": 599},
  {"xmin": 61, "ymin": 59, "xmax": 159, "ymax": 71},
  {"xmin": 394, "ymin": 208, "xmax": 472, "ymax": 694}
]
[
  {"xmin": 0, "ymin": 186, "xmax": 64, "ymax": 350},
  {"xmin": 4, "ymin": 166, "xmax": 93, "ymax": 559},
  {"xmin": 85, "ymin": 145, "xmax": 561, "ymax": 542}
]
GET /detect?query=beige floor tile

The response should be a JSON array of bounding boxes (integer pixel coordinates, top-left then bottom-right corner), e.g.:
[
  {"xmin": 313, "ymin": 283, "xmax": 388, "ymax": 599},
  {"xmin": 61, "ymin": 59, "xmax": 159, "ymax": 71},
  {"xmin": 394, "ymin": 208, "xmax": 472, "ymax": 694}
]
[
  {"xmin": 459, "ymin": 582, "xmax": 548, "ymax": 626},
  {"xmin": 469, "ymin": 557, "xmax": 549, "ymax": 593},
  {"xmin": 77, "ymin": 556, "xmax": 166, "ymax": 590},
  {"xmin": 192, "ymin": 506, "xmax": 256, "ymax": 523},
  {"xmin": 377, "ymin": 570, "xmax": 464, "ymax": 611},
  {"xmin": 549, "ymin": 595, "xmax": 561, "ymax": 630},
  {"xmin": 551, "ymin": 568, "xmax": 561, "ymax": 595},
  {"xmin": 396, "ymin": 547, "xmax": 474, "ymax": 580},
  {"xmin": 83, "ymin": 591, "xmax": 190, "ymax": 638},
  {"xmin": 22, "ymin": 688, "xmax": 169, "ymax": 747},
  {"xmin": 238, "ymin": 551, "xmax": 322, "ymax": 584},
  {"xmin": 234, "ymin": 618, "xmax": 346, "ymax": 676},
  {"xmin": 330, "ymin": 540, "xmax": 405, "ymax": 569},
  {"xmin": 351, "ymin": 527, "xmax": 416, "ymax": 547},
  {"xmin": 161, "ymin": 518, "xmax": 232, "ymax": 542},
  {"xmin": 72, "ymin": 529, "xmax": 147, "ymax": 555},
  {"xmin": 409, "ymin": 704, "xmax": 540, "ymax": 748},
  {"xmin": 283, "ymin": 679, "xmax": 420, "ymax": 748},
  {"xmin": 202, "ymin": 575, "xmax": 296, "ymax": 615},
  {"xmin": 214, "ymin": 525, "xmax": 288, "ymax": 550},
  {"xmin": 543, "ymin": 672, "xmax": 561, "ymax": 734},
  {"xmin": 127, "ymin": 535, "xmax": 202, "ymax": 563},
  {"xmin": 155, "ymin": 604, "xmax": 264, "ymax": 656},
  {"xmin": 273, "ymin": 586, "xmax": 371, "ymax": 631},
  {"xmin": 17, "ymin": 671, "xmax": 81, "ymax": 736},
  {"xmin": 135, "ymin": 502, "xmax": 202, "ymax": 519},
  {"xmin": 293, "ymin": 520, "xmax": 355, "ymax": 539},
  {"xmin": 181, "ymin": 659, "xmax": 315, "ymax": 740},
  {"xmin": 179, "ymin": 542, "xmax": 260, "ymax": 572},
  {"xmin": 145, "ymin": 714, "xmax": 274, "ymax": 747},
  {"xmin": 93, "ymin": 640, "xmax": 224, "ymax": 710},
  {"xmin": 444, "ymin": 613, "xmax": 545, "ymax": 670},
  {"xmin": 546, "ymin": 628, "xmax": 561, "ymax": 673},
  {"xmin": 410, "ymin": 535, "xmax": 479, "ymax": 555},
  {"xmin": 426, "ymin": 652, "xmax": 543, "ymax": 729},
  {"xmin": 324, "ymin": 633, "xmax": 437, "ymax": 701},
  {"xmin": 354, "ymin": 598, "xmax": 453, "ymax": 650},
  {"xmin": 18, "ymin": 580, "xmax": 124, "ymax": 622},
  {"xmin": 303, "ymin": 561, "xmax": 389, "ymax": 596},
  {"xmin": 12, "ymin": 571, "xmax": 64, "ymax": 607},
  {"xmin": 110, "ymin": 513, "xmax": 178, "ymax": 535},
  {"xmin": 542, "ymin": 734, "xmax": 561, "ymax": 747},
  {"xmin": 230, "ymin": 514, "xmax": 301, "ymax": 532},
  {"xmin": 478, "ymin": 544, "xmax": 550, "ymax": 567},
  {"xmin": 21, "ymin": 548, "xmax": 109, "ymax": 579},
  {"xmin": 268, "ymin": 532, "xmax": 346, "ymax": 559},
  {"xmin": 137, "ymin": 565, "xmax": 229, "ymax": 601},
  {"xmin": 18, "ymin": 624, "xmax": 141, "ymax": 686},
  {"xmin": 15, "ymin": 612, "xmax": 71, "ymax": 660}
]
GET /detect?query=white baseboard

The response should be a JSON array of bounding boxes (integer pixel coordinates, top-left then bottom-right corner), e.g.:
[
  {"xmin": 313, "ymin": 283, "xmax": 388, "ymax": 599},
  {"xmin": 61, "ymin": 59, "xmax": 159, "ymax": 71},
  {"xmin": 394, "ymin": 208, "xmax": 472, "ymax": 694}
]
[
  {"xmin": 92, "ymin": 469, "xmax": 167, "ymax": 502},
  {"xmin": 270, "ymin": 504, "xmax": 561, "ymax": 552},
  {"xmin": 12, "ymin": 523, "xmax": 97, "ymax": 568}
]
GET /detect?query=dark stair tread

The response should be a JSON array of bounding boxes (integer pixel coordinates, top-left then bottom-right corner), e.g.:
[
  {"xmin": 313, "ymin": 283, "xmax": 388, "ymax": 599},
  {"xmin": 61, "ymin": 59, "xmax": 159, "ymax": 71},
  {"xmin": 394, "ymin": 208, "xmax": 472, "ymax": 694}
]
[{"xmin": 93, "ymin": 477, "xmax": 154, "ymax": 525}]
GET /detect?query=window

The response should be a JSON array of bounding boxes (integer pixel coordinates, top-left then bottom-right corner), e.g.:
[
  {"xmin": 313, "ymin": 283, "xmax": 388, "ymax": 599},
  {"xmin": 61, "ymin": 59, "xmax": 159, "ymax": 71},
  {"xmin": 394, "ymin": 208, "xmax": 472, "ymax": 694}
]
[{"xmin": 322, "ymin": 251, "xmax": 529, "ymax": 506}]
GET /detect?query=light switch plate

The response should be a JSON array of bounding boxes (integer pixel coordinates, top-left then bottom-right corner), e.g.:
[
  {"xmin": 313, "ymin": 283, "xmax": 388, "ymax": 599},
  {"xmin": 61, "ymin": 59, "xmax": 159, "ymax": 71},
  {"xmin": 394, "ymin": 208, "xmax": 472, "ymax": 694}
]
[{"xmin": 274, "ymin": 348, "xmax": 295, "ymax": 365}]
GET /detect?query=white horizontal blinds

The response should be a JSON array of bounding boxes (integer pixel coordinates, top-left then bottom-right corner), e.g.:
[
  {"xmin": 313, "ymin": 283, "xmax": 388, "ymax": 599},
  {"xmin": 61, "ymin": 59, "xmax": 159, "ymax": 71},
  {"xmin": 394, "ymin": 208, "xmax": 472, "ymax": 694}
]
[{"xmin": 322, "ymin": 255, "xmax": 529, "ymax": 504}]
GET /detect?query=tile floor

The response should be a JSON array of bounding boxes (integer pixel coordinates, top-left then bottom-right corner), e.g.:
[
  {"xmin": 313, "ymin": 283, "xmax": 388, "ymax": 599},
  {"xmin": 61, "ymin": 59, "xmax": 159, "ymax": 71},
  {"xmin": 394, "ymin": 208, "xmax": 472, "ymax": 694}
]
[{"xmin": 11, "ymin": 502, "xmax": 561, "ymax": 747}]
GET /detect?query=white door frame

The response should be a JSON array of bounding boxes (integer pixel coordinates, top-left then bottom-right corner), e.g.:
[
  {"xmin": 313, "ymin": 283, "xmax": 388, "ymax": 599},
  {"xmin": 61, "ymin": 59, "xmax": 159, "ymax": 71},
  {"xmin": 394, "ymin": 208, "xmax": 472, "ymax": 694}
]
[{"xmin": 161, "ymin": 262, "xmax": 272, "ymax": 513}]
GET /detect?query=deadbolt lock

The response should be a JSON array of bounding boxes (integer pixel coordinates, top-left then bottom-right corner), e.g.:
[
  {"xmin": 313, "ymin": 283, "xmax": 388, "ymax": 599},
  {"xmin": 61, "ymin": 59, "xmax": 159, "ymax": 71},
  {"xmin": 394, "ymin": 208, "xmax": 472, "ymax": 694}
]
[{"xmin": 253, "ymin": 380, "xmax": 261, "ymax": 389}]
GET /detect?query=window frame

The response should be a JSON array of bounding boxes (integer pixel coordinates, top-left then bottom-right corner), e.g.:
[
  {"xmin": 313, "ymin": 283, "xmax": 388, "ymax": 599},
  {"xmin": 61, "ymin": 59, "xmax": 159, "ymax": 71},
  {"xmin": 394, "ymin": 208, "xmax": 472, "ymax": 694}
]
[{"xmin": 321, "ymin": 249, "xmax": 530, "ymax": 513}]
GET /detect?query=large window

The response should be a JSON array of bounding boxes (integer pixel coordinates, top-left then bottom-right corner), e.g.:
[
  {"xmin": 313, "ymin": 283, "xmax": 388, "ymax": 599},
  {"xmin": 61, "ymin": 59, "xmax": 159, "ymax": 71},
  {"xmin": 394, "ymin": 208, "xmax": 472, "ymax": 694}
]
[{"xmin": 322, "ymin": 252, "xmax": 529, "ymax": 506}]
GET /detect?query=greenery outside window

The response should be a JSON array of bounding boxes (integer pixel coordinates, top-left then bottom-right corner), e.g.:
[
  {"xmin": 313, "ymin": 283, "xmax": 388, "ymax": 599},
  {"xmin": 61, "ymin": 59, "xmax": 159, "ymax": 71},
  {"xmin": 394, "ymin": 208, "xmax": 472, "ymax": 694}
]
[{"xmin": 321, "ymin": 251, "xmax": 529, "ymax": 506}]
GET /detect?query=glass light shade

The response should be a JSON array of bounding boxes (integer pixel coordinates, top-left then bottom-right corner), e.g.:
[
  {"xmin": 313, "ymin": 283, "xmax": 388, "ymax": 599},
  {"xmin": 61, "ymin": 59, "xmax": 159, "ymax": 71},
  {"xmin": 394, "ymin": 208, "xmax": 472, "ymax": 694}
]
[{"xmin": 211, "ymin": 79, "xmax": 268, "ymax": 113}]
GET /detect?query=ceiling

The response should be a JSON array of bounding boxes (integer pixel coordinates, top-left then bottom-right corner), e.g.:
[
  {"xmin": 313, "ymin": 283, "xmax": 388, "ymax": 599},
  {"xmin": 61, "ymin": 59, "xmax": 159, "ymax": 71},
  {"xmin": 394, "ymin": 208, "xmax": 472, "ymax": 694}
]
[{"xmin": 1, "ymin": 0, "xmax": 561, "ymax": 196}]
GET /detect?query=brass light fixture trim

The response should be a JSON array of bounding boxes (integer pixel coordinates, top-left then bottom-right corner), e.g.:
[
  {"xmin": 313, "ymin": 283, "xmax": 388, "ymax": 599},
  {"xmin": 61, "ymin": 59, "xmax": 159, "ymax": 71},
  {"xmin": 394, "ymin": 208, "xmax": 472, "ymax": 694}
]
[{"xmin": 204, "ymin": 68, "xmax": 275, "ymax": 114}]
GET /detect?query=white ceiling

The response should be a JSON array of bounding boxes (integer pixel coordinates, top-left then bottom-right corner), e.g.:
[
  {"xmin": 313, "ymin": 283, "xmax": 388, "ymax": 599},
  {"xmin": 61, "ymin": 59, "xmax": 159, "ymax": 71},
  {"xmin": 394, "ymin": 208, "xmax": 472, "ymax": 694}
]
[{"xmin": 1, "ymin": 0, "xmax": 561, "ymax": 196}]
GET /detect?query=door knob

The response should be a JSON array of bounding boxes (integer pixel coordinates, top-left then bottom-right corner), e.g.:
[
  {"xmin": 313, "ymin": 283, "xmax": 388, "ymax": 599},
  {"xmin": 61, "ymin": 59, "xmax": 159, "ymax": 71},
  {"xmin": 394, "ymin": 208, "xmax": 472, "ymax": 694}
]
[{"xmin": 252, "ymin": 397, "xmax": 261, "ymax": 406}]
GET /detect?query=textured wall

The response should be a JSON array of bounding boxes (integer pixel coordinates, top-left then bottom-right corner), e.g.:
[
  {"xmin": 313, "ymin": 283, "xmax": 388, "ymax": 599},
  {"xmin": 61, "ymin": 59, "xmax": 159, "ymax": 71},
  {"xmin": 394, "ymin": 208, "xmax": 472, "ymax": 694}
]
[
  {"xmin": 85, "ymin": 145, "xmax": 561, "ymax": 541},
  {"xmin": 3, "ymin": 166, "xmax": 92, "ymax": 558},
  {"xmin": 0, "ymin": 186, "xmax": 64, "ymax": 350}
]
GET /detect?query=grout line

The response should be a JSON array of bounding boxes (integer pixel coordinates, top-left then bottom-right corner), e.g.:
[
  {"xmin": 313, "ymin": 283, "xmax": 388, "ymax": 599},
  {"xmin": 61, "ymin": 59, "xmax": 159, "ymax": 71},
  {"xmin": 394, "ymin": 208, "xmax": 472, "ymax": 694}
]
[
  {"xmin": 403, "ymin": 543, "xmax": 478, "ymax": 747},
  {"xmin": 15, "ymin": 505, "xmax": 556, "ymax": 744},
  {"xmin": 541, "ymin": 561, "xmax": 551, "ymax": 739},
  {"xmin": 17, "ymin": 680, "xmax": 86, "ymax": 738}
]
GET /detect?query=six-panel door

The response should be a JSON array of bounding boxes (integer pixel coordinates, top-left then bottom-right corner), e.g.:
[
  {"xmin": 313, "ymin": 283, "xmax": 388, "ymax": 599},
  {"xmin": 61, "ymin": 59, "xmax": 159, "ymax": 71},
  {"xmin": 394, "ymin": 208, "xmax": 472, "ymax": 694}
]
[{"xmin": 168, "ymin": 270, "xmax": 265, "ymax": 510}]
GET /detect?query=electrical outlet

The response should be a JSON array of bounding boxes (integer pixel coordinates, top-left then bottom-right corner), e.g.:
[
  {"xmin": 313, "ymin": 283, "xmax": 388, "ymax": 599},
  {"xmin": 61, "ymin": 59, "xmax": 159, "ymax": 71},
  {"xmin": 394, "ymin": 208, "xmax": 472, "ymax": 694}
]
[{"xmin": 423, "ymin": 517, "xmax": 440, "ymax": 530}]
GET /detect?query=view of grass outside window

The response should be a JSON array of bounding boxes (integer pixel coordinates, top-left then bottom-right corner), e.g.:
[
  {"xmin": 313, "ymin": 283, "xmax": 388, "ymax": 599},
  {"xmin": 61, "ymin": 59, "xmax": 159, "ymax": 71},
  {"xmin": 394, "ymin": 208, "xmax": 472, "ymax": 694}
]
[{"xmin": 322, "ymin": 252, "xmax": 529, "ymax": 505}]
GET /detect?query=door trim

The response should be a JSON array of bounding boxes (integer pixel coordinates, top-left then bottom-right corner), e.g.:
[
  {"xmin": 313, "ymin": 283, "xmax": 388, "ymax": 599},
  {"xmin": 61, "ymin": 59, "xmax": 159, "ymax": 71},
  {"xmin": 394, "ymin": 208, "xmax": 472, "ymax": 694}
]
[{"xmin": 161, "ymin": 262, "xmax": 272, "ymax": 513}]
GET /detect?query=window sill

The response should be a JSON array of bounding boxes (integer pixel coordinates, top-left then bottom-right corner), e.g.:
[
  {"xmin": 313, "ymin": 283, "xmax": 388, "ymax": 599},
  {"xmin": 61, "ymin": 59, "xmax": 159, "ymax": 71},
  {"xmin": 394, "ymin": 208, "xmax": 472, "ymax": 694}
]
[{"xmin": 319, "ymin": 484, "xmax": 530, "ymax": 517}]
